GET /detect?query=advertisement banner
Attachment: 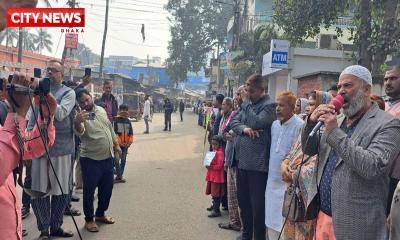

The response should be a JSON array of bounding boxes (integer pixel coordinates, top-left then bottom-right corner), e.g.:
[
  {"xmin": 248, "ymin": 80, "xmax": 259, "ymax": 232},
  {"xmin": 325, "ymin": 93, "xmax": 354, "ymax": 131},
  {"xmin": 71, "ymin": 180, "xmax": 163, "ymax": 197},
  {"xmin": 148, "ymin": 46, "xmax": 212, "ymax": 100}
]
[{"xmin": 65, "ymin": 33, "xmax": 79, "ymax": 49}]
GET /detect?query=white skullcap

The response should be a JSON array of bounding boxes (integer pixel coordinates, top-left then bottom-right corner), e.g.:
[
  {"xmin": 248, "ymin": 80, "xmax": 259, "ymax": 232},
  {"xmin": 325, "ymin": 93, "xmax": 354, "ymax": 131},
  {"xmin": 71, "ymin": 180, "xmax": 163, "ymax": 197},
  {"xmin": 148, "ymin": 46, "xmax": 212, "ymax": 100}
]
[{"xmin": 340, "ymin": 65, "xmax": 372, "ymax": 85}]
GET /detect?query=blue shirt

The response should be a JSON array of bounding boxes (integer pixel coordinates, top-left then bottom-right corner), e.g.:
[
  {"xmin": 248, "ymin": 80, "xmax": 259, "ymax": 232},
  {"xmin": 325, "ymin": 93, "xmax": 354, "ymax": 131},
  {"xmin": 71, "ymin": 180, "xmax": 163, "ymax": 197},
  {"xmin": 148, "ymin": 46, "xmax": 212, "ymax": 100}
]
[{"xmin": 319, "ymin": 115, "xmax": 363, "ymax": 216}]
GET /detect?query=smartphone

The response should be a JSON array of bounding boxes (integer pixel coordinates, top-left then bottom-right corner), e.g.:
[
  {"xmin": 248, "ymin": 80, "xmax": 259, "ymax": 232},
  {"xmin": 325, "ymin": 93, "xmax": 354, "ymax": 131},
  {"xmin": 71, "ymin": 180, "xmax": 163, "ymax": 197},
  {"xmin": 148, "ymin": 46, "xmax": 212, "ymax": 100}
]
[
  {"xmin": 34, "ymin": 68, "xmax": 42, "ymax": 78},
  {"xmin": 84, "ymin": 68, "xmax": 91, "ymax": 77},
  {"xmin": 87, "ymin": 112, "xmax": 95, "ymax": 120}
]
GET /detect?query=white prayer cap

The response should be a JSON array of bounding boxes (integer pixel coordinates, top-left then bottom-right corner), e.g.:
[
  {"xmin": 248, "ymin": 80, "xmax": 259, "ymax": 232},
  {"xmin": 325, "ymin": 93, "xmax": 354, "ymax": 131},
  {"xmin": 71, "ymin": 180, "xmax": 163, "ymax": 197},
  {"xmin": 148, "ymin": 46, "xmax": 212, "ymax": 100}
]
[{"xmin": 340, "ymin": 65, "xmax": 372, "ymax": 85}]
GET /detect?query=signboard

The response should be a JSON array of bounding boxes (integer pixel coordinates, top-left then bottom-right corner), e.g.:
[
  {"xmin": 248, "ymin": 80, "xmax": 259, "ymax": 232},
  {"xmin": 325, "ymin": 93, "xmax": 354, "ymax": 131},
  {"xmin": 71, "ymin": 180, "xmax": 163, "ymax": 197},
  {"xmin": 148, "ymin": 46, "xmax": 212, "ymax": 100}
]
[
  {"xmin": 65, "ymin": 33, "xmax": 78, "ymax": 49},
  {"xmin": 262, "ymin": 52, "xmax": 282, "ymax": 76},
  {"xmin": 270, "ymin": 39, "xmax": 289, "ymax": 69},
  {"xmin": 64, "ymin": 57, "xmax": 80, "ymax": 67}
]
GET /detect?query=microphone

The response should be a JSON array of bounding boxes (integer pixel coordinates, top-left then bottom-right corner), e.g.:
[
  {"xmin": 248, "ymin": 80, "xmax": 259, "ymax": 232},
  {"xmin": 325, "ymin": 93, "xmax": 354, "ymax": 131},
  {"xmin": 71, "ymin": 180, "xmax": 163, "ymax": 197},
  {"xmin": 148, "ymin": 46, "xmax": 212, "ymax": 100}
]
[{"xmin": 309, "ymin": 95, "xmax": 344, "ymax": 137}]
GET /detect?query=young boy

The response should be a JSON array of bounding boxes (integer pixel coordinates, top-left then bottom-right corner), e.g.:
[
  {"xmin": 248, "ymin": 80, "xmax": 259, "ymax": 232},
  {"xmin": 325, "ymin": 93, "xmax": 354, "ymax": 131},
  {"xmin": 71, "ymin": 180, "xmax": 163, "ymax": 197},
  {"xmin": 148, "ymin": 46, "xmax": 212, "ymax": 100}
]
[{"xmin": 113, "ymin": 104, "xmax": 134, "ymax": 183}]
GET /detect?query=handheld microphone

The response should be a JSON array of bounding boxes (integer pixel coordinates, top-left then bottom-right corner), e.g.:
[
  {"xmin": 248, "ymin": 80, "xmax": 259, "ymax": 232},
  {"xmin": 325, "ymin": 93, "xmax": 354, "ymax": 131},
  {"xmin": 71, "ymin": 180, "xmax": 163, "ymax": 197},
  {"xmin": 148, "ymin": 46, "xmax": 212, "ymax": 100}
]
[{"xmin": 309, "ymin": 95, "xmax": 344, "ymax": 137}]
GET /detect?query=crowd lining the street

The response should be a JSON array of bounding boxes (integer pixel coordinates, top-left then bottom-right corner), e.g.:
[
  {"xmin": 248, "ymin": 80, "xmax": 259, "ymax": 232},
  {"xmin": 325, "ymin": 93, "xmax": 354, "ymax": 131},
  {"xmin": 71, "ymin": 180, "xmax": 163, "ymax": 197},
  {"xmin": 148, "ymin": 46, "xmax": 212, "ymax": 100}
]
[{"xmin": 199, "ymin": 65, "xmax": 400, "ymax": 240}]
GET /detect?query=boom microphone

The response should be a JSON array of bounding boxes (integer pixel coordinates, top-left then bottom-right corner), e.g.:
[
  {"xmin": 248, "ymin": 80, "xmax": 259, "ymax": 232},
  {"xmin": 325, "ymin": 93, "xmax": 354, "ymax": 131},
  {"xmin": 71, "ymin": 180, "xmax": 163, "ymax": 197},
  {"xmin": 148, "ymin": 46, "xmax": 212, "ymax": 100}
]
[{"xmin": 309, "ymin": 95, "xmax": 344, "ymax": 137}]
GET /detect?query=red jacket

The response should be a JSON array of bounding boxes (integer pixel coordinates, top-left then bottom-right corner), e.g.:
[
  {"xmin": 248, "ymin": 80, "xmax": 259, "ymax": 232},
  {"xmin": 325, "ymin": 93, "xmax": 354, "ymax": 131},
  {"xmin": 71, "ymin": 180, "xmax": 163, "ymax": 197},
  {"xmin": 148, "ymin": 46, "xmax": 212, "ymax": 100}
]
[{"xmin": 205, "ymin": 148, "xmax": 225, "ymax": 183}]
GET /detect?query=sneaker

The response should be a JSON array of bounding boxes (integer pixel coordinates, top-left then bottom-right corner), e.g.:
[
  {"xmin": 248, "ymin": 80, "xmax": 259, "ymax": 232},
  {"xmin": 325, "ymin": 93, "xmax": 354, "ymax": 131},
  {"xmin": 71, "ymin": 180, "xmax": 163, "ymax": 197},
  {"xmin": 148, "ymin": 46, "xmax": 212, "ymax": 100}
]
[
  {"xmin": 50, "ymin": 228, "xmax": 74, "ymax": 238},
  {"xmin": 206, "ymin": 205, "xmax": 213, "ymax": 211},
  {"xmin": 207, "ymin": 210, "xmax": 221, "ymax": 218},
  {"xmin": 38, "ymin": 231, "xmax": 50, "ymax": 240},
  {"xmin": 64, "ymin": 207, "xmax": 81, "ymax": 216},
  {"xmin": 21, "ymin": 206, "xmax": 30, "ymax": 219}
]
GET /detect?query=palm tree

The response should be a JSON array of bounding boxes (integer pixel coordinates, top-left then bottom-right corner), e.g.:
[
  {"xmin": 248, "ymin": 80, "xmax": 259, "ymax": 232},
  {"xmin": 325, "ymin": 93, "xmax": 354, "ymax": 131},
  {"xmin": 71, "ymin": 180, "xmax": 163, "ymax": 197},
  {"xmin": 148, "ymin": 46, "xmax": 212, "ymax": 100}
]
[
  {"xmin": 34, "ymin": 28, "xmax": 53, "ymax": 54},
  {"xmin": 16, "ymin": 28, "xmax": 37, "ymax": 52},
  {"xmin": 0, "ymin": 28, "xmax": 18, "ymax": 47}
]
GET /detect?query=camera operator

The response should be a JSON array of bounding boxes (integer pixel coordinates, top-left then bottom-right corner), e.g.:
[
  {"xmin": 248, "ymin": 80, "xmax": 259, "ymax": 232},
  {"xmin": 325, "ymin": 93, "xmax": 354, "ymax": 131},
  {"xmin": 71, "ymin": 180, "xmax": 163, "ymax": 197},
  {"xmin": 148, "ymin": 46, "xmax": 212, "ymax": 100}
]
[
  {"xmin": 0, "ymin": 72, "xmax": 57, "ymax": 240},
  {"xmin": 28, "ymin": 60, "xmax": 76, "ymax": 239}
]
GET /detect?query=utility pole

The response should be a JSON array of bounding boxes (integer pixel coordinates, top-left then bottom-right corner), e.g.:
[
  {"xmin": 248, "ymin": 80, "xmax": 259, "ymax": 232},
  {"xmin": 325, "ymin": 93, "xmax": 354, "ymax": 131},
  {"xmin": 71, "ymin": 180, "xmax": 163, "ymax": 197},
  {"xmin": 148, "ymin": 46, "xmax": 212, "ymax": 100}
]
[
  {"xmin": 17, "ymin": 27, "xmax": 22, "ymax": 69},
  {"xmin": 99, "ymin": 0, "xmax": 110, "ymax": 78}
]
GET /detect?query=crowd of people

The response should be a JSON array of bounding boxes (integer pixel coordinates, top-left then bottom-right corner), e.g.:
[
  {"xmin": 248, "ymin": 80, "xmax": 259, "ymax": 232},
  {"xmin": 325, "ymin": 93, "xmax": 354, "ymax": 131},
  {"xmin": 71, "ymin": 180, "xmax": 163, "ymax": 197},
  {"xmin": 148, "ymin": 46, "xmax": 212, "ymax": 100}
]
[
  {"xmin": 200, "ymin": 65, "xmax": 400, "ymax": 240},
  {"xmin": 0, "ymin": 56, "xmax": 138, "ymax": 239}
]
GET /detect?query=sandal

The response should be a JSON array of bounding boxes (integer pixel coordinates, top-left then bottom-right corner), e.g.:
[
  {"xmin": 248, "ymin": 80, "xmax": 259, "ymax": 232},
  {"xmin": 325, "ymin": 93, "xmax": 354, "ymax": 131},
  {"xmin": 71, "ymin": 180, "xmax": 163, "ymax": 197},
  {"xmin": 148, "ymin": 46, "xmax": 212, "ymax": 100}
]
[
  {"xmin": 95, "ymin": 216, "xmax": 115, "ymax": 224},
  {"xmin": 85, "ymin": 222, "xmax": 99, "ymax": 232},
  {"xmin": 218, "ymin": 222, "xmax": 241, "ymax": 231}
]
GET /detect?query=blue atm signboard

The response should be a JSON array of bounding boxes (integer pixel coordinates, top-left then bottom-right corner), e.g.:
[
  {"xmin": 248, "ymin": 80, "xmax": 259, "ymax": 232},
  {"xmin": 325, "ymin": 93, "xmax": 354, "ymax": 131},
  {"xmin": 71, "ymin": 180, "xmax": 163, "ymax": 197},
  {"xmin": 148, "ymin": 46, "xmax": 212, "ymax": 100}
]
[{"xmin": 270, "ymin": 39, "xmax": 289, "ymax": 69}]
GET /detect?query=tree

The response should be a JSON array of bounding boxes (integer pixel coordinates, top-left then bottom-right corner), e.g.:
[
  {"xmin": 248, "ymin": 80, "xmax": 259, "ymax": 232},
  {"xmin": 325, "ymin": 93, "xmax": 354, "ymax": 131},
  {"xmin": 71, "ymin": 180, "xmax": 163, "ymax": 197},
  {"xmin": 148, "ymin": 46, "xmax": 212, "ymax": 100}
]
[
  {"xmin": 273, "ymin": 0, "xmax": 400, "ymax": 75},
  {"xmin": 231, "ymin": 24, "xmax": 279, "ymax": 83},
  {"xmin": 0, "ymin": 28, "xmax": 18, "ymax": 47},
  {"xmin": 16, "ymin": 28, "xmax": 36, "ymax": 52},
  {"xmin": 34, "ymin": 28, "xmax": 53, "ymax": 54},
  {"xmin": 165, "ymin": 0, "xmax": 232, "ymax": 83},
  {"xmin": 76, "ymin": 43, "xmax": 101, "ymax": 66}
]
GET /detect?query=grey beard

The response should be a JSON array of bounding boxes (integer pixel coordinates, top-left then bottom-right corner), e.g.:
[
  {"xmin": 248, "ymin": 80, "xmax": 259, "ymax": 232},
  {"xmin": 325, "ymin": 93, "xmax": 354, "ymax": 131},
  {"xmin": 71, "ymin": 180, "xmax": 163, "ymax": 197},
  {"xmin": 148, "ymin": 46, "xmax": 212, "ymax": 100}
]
[{"xmin": 343, "ymin": 89, "xmax": 365, "ymax": 117}]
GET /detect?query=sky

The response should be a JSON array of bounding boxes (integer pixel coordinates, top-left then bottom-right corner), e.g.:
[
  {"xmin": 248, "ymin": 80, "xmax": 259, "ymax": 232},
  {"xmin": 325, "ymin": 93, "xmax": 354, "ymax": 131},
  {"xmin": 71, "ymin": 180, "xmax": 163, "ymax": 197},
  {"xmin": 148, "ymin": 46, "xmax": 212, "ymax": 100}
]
[{"xmin": 37, "ymin": 0, "xmax": 171, "ymax": 61}]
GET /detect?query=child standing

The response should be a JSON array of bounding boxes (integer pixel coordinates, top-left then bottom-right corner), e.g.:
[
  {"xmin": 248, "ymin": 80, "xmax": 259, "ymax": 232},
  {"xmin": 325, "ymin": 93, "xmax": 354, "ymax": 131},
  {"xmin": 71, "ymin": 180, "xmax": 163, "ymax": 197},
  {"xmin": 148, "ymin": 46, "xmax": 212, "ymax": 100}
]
[
  {"xmin": 113, "ymin": 104, "xmax": 134, "ymax": 183},
  {"xmin": 205, "ymin": 135, "xmax": 225, "ymax": 217}
]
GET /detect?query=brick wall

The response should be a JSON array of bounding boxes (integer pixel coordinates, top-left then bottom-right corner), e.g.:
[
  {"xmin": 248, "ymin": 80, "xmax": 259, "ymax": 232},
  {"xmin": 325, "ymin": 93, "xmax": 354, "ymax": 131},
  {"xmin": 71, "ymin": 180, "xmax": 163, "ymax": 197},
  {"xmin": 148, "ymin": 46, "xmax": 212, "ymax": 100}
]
[
  {"xmin": 0, "ymin": 45, "xmax": 59, "ymax": 75},
  {"xmin": 297, "ymin": 75, "xmax": 320, "ymax": 97}
]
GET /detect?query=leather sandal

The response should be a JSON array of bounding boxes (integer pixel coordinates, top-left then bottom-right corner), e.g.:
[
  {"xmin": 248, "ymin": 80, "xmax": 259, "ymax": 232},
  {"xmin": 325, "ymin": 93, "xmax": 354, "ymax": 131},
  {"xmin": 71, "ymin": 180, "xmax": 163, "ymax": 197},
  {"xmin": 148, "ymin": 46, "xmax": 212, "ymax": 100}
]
[
  {"xmin": 218, "ymin": 222, "xmax": 241, "ymax": 231},
  {"xmin": 85, "ymin": 222, "xmax": 99, "ymax": 232},
  {"xmin": 95, "ymin": 216, "xmax": 115, "ymax": 224}
]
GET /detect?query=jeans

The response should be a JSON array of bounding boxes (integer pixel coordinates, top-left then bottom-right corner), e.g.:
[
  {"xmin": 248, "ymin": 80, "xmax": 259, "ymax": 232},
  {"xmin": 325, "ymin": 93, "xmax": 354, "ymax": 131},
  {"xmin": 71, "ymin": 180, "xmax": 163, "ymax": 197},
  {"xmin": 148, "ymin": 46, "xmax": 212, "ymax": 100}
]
[
  {"xmin": 164, "ymin": 113, "xmax": 171, "ymax": 130},
  {"xmin": 180, "ymin": 111, "xmax": 183, "ymax": 121},
  {"xmin": 80, "ymin": 157, "xmax": 114, "ymax": 222},
  {"xmin": 144, "ymin": 116, "xmax": 149, "ymax": 133},
  {"xmin": 115, "ymin": 147, "xmax": 128, "ymax": 178},
  {"xmin": 237, "ymin": 169, "xmax": 267, "ymax": 240}
]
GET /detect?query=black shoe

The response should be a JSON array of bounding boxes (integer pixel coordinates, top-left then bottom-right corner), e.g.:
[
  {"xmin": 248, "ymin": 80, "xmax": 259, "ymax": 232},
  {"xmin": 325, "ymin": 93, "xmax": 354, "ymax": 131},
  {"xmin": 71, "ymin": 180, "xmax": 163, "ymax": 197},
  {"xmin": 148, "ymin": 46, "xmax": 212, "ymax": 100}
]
[
  {"xmin": 143, "ymin": 131, "xmax": 149, "ymax": 134},
  {"xmin": 169, "ymin": 129, "xmax": 171, "ymax": 131},
  {"xmin": 64, "ymin": 207, "xmax": 81, "ymax": 216},
  {"xmin": 38, "ymin": 231, "xmax": 50, "ymax": 240},
  {"xmin": 208, "ymin": 210, "xmax": 221, "ymax": 218},
  {"xmin": 22, "ymin": 229, "xmax": 28, "ymax": 237},
  {"xmin": 21, "ymin": 206, "xmax": 30, "ymax": 219},
  {"xmin": 71, "ymin": 194, "xmax": 80, "ymax": 202},
  {"xmin": 163, "ymin": 128, "xmax": 167, "ymax": 131},
  {"xmin": 206, "ymin": 205, "xmax": 213, "ymax": 211},
  {"xmin": 50, "ymin": 228, "xmax": 74, "ymax": 238},
  {"xmin": 222, "ymin": 206, "xmax": 229, "ymax": 211}
]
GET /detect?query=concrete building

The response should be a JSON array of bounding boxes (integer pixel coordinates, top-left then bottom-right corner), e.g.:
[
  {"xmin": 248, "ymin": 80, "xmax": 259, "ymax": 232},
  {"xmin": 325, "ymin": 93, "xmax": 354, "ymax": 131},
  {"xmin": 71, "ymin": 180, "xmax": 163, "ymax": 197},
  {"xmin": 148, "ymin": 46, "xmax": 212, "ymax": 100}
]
[{"xmin": 263, "ymin": 47, "xmax": 353, "ymax": 100}]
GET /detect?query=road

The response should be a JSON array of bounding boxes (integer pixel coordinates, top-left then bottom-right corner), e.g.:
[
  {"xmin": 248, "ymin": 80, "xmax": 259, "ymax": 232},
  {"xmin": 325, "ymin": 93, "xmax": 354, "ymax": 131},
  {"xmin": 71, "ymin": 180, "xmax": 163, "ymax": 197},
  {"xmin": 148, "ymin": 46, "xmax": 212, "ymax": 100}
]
[{"xmin": 22, "ymin": 111, "xmax": 239, "ymax": 240}]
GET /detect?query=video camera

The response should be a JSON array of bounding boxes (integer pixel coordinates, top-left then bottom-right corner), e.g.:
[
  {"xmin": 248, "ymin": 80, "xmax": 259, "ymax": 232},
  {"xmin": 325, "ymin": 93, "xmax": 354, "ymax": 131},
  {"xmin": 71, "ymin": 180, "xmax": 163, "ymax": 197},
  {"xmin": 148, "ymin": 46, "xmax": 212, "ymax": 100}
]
[{"xmin": 0, "ymin": 68, "xmax": 51, "ymax": 96}]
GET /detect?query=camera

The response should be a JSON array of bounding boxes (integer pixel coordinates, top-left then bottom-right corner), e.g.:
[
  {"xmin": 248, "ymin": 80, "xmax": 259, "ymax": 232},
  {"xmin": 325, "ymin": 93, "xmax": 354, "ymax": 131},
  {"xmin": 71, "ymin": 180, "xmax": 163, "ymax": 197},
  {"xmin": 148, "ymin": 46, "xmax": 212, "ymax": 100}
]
[
  {"xmin": 87, "ymin": 112, "xmax": 95, "ymax": 120},
  {"xmin": 0, "ymin": 74, "xmax": 51, "ymax": 96}
]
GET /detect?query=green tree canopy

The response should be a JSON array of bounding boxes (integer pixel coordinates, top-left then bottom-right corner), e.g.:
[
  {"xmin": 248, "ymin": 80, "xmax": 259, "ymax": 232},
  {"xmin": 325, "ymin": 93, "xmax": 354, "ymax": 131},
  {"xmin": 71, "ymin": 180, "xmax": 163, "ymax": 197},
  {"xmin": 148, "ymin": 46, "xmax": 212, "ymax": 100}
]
[
  {"xmin": 165, "ymin": 0, "xmax": 232, "ymax": 83},
  {"xmin": 273, "ymin": 0, "xmax": 400, "ymax": 75}
]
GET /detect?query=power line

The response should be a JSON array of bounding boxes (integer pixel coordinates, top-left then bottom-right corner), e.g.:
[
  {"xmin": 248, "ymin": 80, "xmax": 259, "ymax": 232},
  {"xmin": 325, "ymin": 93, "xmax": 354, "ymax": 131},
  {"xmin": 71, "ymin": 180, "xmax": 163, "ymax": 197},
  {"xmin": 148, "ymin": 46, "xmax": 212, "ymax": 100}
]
[
  {"xmin": 79, "ymin": 2, "xmax": 168, "ymax": 14},
  {"xmin": 86, "ymin": 25, "xmax": 167, "ymax": 48},
  {"xmin": 79, "ymin": 0, "xmax": 165, "ymax": 9},
  {"xmin": 87, "ymin": 11, "xmax": 169, "ymax": 22}
]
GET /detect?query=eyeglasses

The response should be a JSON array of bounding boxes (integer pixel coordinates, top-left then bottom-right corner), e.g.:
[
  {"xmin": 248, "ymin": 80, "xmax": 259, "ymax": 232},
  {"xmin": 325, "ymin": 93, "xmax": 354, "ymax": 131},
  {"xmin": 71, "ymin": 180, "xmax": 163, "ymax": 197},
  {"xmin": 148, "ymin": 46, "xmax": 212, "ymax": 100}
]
[
  {"xmin": 384, "ymin": 76, "xmax": 400, "ymax": 81},
  {"xmin": 46, "ymin": 67, "xmax": 61, "ymax": 73}
]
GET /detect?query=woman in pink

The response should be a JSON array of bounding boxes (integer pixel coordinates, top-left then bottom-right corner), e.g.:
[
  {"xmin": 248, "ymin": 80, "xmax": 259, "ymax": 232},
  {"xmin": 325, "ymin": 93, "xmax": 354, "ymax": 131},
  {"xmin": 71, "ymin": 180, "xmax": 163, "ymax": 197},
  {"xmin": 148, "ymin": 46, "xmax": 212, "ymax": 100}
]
[{"xmin": 0, "ymin": 73, "xmax": 57, "ymax": 240}]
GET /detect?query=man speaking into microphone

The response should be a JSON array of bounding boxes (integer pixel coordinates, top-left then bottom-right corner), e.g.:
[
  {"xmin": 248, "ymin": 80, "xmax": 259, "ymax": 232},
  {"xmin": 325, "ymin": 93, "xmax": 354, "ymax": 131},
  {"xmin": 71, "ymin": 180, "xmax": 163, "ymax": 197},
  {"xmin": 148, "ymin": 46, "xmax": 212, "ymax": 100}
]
[{"xmin": 301, "ymin": 65, "xmax": 400, "ymax": 240}]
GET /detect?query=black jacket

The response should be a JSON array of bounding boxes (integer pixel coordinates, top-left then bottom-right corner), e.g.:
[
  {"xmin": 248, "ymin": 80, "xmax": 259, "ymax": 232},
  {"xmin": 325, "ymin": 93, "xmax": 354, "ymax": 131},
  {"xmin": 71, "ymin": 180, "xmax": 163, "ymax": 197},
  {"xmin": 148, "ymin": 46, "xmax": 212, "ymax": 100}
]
[
  {"xmin": 164, "ymin": 102, "xmax": 174, "ymax": 115},
  {"xmin": 179, "ymin": 102, "xmax": 185, "ymax": 112}
]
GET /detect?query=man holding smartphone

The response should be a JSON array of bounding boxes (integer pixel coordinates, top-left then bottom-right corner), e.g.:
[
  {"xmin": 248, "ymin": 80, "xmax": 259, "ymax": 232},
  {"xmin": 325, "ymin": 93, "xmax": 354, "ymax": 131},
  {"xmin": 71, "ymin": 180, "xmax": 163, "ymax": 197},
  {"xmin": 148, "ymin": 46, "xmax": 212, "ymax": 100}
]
[{"xmin": 74, "ymin": 88, "xmax": 121, "ymax": 233}]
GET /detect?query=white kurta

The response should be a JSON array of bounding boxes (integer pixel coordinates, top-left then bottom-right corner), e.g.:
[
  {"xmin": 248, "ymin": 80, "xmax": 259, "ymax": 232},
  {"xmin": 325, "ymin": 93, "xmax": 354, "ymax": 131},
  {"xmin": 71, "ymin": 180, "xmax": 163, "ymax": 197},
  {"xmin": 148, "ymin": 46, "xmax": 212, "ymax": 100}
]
[{"xmin": 265, "ymin": 115, "xmax": 304, "ymax": 231}]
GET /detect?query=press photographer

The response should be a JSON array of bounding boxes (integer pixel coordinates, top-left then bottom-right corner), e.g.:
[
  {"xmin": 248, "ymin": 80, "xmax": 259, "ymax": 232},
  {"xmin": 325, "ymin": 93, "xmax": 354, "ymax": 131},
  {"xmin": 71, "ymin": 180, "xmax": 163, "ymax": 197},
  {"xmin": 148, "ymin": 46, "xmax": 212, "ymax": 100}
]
[{"xmin": 0, "ymin": 72, "xmax": 57, "ymax": 240}]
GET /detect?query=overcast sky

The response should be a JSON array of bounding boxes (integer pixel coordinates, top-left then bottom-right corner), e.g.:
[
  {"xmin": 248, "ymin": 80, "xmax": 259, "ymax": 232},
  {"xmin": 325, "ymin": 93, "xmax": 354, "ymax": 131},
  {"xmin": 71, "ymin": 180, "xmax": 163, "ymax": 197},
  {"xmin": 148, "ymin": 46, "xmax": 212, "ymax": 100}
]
[{"xmin": 37, "ymin": 0, "xmax": 171, "ymax": 61}]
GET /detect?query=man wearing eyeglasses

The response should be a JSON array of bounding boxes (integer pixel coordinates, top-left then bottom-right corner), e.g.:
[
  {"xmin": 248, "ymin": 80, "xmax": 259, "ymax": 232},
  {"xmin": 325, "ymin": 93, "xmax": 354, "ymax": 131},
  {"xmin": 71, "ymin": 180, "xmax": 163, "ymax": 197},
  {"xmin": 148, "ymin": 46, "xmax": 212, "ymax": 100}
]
[
  {"xmin": 28, "ymin": 60, "xmax": 76, "ymax": 239},
  {"xmin": 384, "ymin": 65, "xmax": 400, "ymax": 240}
]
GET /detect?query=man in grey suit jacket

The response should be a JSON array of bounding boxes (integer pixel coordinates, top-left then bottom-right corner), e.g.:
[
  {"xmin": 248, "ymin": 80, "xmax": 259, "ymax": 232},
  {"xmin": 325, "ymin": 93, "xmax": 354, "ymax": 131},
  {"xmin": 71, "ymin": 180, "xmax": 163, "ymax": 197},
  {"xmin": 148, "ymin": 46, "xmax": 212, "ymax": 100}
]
[{"xmin": 302, "ymin": 65, "xmax": 400, "ymax": 240}]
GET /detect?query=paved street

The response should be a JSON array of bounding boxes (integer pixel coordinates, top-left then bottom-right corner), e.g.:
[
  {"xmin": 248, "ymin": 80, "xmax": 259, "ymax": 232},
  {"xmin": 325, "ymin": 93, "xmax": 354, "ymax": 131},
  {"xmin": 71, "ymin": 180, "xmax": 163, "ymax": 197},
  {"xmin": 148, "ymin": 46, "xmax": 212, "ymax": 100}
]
[{"xmin": 22, "ymin": 111, "xmax": 239, "ymax": 240}]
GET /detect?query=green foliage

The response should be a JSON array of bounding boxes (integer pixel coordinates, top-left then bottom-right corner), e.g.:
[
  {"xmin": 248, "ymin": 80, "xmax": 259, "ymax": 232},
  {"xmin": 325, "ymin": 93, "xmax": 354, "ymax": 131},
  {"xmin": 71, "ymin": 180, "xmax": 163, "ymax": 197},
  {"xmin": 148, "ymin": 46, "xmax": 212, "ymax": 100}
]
[
  {"xmin": 0, "ymin": 28, "xmax": 18, "ymax": 47},
  {"xmin": 231, "ymin": 24, "xmax": 279, "ymax": 81},
  {"xmin": 76, "ymin": 43, "xmax": 101, "ymax": 66},
  {"xmin": 34, "ymin": 28, "xmax": 53, "ymax": 54},
  {"xmin": 273, "ymin": 0, "xmax": 400, "ymax": 74},
  {"xmin": 165, "ymin": 0, "xmax": 232, "ymax": 83}
]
